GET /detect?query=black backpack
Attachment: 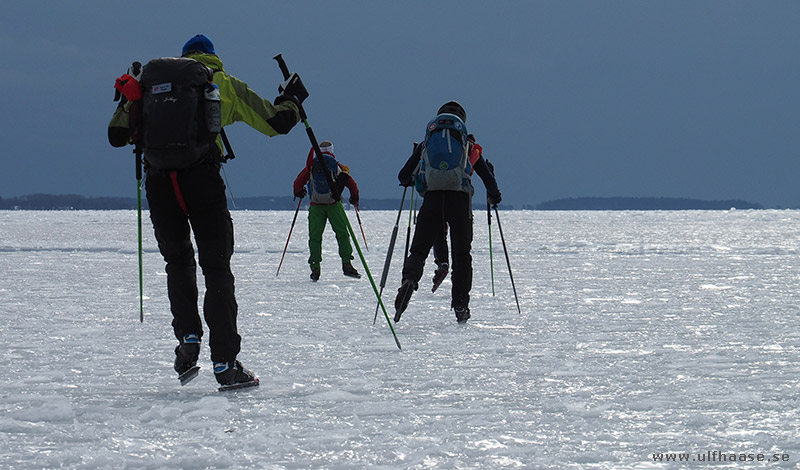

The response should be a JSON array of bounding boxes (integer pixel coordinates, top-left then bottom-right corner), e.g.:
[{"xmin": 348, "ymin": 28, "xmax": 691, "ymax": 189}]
[{"xmin": 138, "ymin": 57, "xmax": 220, "ymax": 170}]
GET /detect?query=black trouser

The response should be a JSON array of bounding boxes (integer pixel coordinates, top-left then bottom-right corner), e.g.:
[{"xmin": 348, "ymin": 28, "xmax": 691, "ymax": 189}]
[
  {"xmin": 433, "ymin": 230, "xmax": 448, "ymax": 266},
  {"xmin": 145, "ymin": 162, "xmax": 240, "ymax": 364},
  {"xmin": 402, "ymin": 190, "xmax": 473, "ymax": 308}
]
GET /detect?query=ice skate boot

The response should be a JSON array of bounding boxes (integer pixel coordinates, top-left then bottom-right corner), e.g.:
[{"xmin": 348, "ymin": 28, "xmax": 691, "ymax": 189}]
[
  {"xmin": 342, "ymin": 262, "xmax": 361, "ymax": 279},
  {"xmin": 214, "ymin": 360, "xmax": 260, "ymax": 392},
  {"xmin": 454, "ymin": 306, "xmax": 471, "ymax": 324},
  {"xmin": 174, "ymin": 333, "xmax": 201, "ymax": 385},
  {"xmin": 432, "ymin": 262, "xmax": 448, "ymax": 293},
  {"xmin": 394, "ymin": 279, "xmax": 418, "ymax": 322}
]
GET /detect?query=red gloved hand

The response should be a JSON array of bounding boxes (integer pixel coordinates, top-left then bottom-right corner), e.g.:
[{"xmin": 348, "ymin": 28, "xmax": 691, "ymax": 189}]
[{"xmin": 114, "ymin": 74, "xmax": 142, "ymax": 101}]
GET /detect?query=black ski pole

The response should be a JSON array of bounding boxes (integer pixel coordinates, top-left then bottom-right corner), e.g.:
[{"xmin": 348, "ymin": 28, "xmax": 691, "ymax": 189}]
[
  {"xmin": 404, "ymin": 189, "xmax": 415, "ymax": 261},
  {"xmin": 276, "ymin": 196, "xmax": 303, "ymax": 277},
  {"xmin": 493, "ymin": 206, "xmax": 521, "ymax": 313},
  {"xmin": 373, "ymin": 186, "xmax": 408, "ymax": 324},
  {"xmin": 488, "ymin": 197, "xmax": 495, "ymax": 296},
  {"xmin": 403, "ymin": 143, "xmax": 420, "ymax": 262},
  {"xmin": 273, "ymin": 53, "xmax": 401, "ymax": 349}
]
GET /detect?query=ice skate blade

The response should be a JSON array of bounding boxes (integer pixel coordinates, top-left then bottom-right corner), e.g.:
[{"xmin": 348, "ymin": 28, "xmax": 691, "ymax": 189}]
[
  {"xmin": 218, "ymin": 378, "xmax": 260, "ymax": 392},
  {"xmin": 178, "ymin": 366, "xmax": 200, "ymax": 386}
]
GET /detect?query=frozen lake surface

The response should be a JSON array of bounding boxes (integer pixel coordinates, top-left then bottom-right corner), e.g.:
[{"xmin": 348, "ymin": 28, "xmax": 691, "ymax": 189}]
[{"xmin": 1, "ymin": 209, "xmax": 798, "ymax": 469}]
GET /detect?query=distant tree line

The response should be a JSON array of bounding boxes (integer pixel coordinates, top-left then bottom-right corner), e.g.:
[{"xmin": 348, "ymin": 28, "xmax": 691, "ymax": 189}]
[
  {"xmin": 0, "ymin": 194, "xmax": 455, "ymax": 210},
  {"xmin": 0, "ymin": 194, "xmax": 763, "ymax": 211},
  {"xmin": 533, "ymin": 197, "xmax": 763, "ymax": 210},
  {"xmin": 0, "ymin": 194, "xmax": 142, "ymax": 210}
]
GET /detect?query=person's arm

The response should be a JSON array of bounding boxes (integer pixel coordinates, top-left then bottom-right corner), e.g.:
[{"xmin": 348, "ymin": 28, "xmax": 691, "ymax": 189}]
[
  {"xmin": 473, "ymin": 155, "xmax": 501, "ymax": 204},
  {"xmin": 293, "ymin": 149, "xmax": 315, "ymax": 197},
  {"xmin": 216, "ymin": 71, "xmax": 300, "ymax": 135},
  {"xmin": 398, "ymin": 144, "xmax": 423, "ymax": 186},
  {"xmin": 293, "ymin": 167, "xmax": 310, "ymax": 197},
  {"xmin": 340, "ymin": 164, "xmax": 359, "ymax": 204}
]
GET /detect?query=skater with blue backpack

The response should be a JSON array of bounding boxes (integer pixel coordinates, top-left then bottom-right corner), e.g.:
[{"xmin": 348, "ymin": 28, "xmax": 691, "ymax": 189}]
[
  {"xmin": 293, "ymin": 140, "xmax": 361, "ymax": 281},
  {"xmin": 394, "ymin": 101, "xmax": 501, "ymax": 324}
]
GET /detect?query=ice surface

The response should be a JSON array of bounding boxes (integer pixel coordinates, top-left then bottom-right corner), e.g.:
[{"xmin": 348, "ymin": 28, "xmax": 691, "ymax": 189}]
[{"xmin": 1, "ymin": 209, "xmax": 798, "ymax": 469}]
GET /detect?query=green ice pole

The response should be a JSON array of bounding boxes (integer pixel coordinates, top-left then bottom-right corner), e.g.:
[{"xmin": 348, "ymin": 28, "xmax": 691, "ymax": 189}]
[{"xmin": 135, "ymin": 148, "xmax": 144, "ymax": 322}]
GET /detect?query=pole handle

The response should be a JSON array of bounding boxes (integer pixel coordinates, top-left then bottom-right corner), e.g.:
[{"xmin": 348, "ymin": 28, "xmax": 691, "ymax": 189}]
[{"xmin": 273, "ymin": 53, "xmax": 291, "ymax": 80}]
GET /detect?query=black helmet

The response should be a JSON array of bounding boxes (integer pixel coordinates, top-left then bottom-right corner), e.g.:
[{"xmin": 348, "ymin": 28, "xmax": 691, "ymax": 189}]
[{"xmin": 437, "ymin": 100, "xmax": 466, "ymax": 122}]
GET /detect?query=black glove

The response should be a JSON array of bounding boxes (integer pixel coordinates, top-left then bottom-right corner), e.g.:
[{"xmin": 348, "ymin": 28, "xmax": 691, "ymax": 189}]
[
  {"xmin": 294, "ymin": 187, "xmax": 307, "ymax": 199},
  {"xmin": 349, "ymin": 195, "xmax": 358, "ymax": 206},
  {"xmin": 486, "ymin": 160, "xmax": 495, "ymax": 174},
  {"xmin": 276, "ymin": 72, "xmax": 309, "ymax": 105},
  {"xmin": 399, "ymin": 177, "xmax": 414, "ymax": 187},
  {"xmin": 488, "ymin": 191, "xmax": 502, "ymax": 206}
]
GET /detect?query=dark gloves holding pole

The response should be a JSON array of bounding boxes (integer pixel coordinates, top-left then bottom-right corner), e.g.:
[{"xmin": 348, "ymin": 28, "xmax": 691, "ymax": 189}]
[
  {"xmin": 274, "ymin": 72, "xmax": 309, "ymax": 106},
  {"xmin": 294, "ymin": 187, "xmax": 307, "ymax": 199},
  {"xmin": 488, "ymin": 191, "xmax": 502, "ymax": 206},
  {"xmin": 484, "ymin": 159, "xmax": 500, "ymax": 205}
]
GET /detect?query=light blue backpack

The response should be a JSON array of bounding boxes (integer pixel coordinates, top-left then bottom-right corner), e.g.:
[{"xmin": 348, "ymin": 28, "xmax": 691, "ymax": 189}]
[{"xmin": 415, "ymin": 113, "xmax": 472, "ymax": 196}]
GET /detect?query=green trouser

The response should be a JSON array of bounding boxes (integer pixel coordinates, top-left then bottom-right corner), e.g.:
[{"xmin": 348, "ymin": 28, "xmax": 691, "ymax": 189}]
[{"xmin": 308, "ymin": 204, "xmax": 353, "ymax": 270}]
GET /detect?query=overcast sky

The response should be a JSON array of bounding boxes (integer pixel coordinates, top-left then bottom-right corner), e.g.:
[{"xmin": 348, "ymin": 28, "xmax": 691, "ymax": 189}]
[{"xmin": 2, "ymin": 1, "xmax": 799, "ymax": 208}]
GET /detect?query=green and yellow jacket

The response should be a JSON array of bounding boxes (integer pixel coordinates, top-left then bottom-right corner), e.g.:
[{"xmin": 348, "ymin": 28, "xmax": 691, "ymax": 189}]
[{"xmin": 187, "ymin": 53, "xmax": 300, "ymax": 152}]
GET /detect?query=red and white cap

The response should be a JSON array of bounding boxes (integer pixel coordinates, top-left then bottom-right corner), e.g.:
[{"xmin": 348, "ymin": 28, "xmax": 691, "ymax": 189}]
[{"xmin": 319, "ymin": 140, "xmax": 334, "ymax": 155}]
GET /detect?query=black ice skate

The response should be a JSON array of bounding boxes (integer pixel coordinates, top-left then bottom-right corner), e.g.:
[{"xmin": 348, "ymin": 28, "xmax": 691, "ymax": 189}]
[
  {"xmin": 432, "ymin": 262, "xmax": 448, "ymax": 293},
  {"xmin": 454, "ymin": 306, "xmax": 471, "ymax": 324},
  {"xmin": 342, "ymin": 262, "xmax": 361, "ymax": 279},
  {"xmin": 174, "ymin": 333, "xmax": 201, "ymax": 385},
  {"xmin": 394, "ymin": 279, "xmax": 418, "ymax": 322},
  {"xmin": 214, "ymin": 360, "xmax": 259, "ymax": 392}
]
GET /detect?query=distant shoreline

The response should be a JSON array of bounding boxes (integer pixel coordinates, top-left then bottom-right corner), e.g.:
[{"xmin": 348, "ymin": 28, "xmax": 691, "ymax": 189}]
[
  {"xmin": 531, "ymin": 197, "xmax": 763, "ymax": 211},
  {"xmin": 0, "ymin": 194, "xmax": 767, "ymax": 211}
]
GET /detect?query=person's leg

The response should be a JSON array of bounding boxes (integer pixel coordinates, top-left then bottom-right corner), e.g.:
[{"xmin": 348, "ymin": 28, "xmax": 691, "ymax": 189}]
[
  {"xmin": 327, "ymin": 205, "xmax": 354, "ymax": 262},
  {"xmin": 307, "ymin": 205, "xmax": 326, "ymax": 273},
  {"xmin": 395, "ymin": 192, "xmax": 446, "ymax": 319},
  {"xmin": 431, "ymin": 227, "xmax": 450, "ymax": 290},
  {"xmin": 446, "ymin": 192, "xmax": 473, "ymax": 311},
  {"xmin": 433, "ymin": 229, "xmax": 449, "ymax": 267},
  {"xmin": 401, "ymin": 192, "xmax": 444, "ymax": 284},
  {"xmin": 179, "ymin": 164, "xmax": 240, "ymax": 364},
  {"xmin": 145, "ymin": 170, "xmax": 202, "ymax": 343}
]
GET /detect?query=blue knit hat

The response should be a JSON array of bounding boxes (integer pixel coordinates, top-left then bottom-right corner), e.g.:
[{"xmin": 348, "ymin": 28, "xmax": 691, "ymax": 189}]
[{"xmin": 181, "ymin": 34, "xmax": 215, "ymax": 56}]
